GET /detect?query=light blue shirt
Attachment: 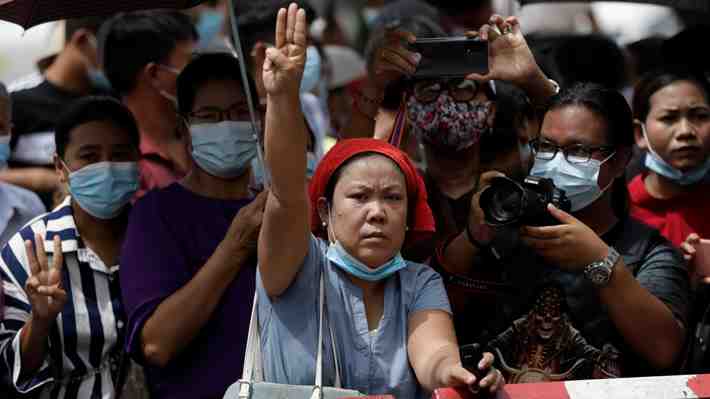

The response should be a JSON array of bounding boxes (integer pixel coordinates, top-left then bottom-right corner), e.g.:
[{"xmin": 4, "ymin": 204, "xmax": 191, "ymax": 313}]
[
  {"xmin": 257, "ymin": 235, "xmax": 451, "ymax": 399},
  {"xmin": 0, "ymin": 181, "xmax": 45, "ymax": 248}
]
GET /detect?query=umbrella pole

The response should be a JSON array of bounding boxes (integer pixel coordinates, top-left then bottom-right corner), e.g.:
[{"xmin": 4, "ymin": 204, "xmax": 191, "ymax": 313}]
[{"xmin": 226, "ymin": 0, "xmax": 271, "ymax": 187}]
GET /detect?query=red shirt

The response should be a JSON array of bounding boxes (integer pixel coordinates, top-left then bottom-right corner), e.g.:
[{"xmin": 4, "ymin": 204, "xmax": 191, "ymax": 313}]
[
  {"xmin": 628, "ymin": 173, "xmax": 710, "ymax": 247},
  {"xmin": 136, "ymin": 134, "xmax": 188, "ymax": 199}
]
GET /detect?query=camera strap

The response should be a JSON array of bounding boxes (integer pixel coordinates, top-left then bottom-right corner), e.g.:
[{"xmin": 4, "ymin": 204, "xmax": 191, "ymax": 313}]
[{"xmin": 388, "ymin": 93, "xmax": 408, "ymax": 149}]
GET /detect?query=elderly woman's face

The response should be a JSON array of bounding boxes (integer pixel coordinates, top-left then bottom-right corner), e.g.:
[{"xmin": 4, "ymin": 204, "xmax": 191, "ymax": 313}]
[{"xmin": 329, "ymin": 155, "xmax": 408, "ymax": 269}]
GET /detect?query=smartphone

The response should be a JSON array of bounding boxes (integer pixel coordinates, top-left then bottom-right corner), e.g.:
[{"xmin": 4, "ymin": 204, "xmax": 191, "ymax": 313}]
[
  {"xmin": 410, "ymin": 37, "xmax": 488, "ymax": 79},
  {"xmin": 695, "ymin": 239, "xmax": 710, "ymax": 277}
]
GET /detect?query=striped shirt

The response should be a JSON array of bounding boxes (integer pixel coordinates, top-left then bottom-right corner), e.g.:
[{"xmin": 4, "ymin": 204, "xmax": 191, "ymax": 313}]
[{"xmin": 0, "ymin": 197, "xmax": 126, "ymax": 398}]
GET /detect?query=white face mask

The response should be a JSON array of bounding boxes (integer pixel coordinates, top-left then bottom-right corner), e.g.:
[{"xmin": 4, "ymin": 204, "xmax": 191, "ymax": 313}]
[{"xmin": 531, "ymin": 151, "xmax": 615, "ymax": 212}]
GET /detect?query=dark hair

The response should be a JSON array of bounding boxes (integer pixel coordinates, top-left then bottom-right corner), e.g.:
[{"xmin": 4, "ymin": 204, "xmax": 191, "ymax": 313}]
[
  {"xmin": 55, "ymin": 96, "xmax": 140, "ymax": 158},
  {"xmin": 632, "ymin": 67, "xmax": 710, "ymax": 123},
  {"xmin": 551, "ymin": 35, "xmax": 627, "ymax": 90},
  {"xmin": 65, "ymin": 16, "xmax": 108, "ymax": 42},
  {"xmin": 0, "ymin": 81, "xmax": 10, "ymax": 115},
  {"xmin": 480, "ymin": 81, "xmax": 535, "ymax": 164},
  {"xmin": 662, "ymin": 25, "xmax": 710, "ymax": 74},
  {"xmin": 235, "ymin": 0, "xmax": 317, "ymax": 69},
  {"xmin": 176, "ymin": 52, "xmax": 259, "ymax": 116},
  {"xmin": 364, "ymin": 16, "xmax": 447, "ymax": 110},
  {"xmin": 547, "ymin": 82, "xmax": 634, "ymax": 218},
  {"xmin": 98, "ymin": 11, "xmax": 197, "ymax": 95}
]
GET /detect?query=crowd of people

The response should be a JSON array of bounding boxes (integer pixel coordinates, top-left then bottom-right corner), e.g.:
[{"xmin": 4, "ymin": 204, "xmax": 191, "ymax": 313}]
[{"xmin": 0, "ymin": 0, "xmax": 709, "ymax": 398}]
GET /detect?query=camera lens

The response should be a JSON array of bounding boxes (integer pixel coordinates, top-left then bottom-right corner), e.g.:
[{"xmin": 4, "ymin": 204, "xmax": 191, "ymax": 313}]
[{"xmin": 482, "ymin": 178, "xmax": 524, "ymax": 225}]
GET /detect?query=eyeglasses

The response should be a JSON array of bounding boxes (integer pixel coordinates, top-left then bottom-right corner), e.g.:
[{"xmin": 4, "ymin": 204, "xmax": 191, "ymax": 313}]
[
  {"xmin": 412, "ymin": 79, "xmax": 479, "ymax": 103},
  {"xmin": 187, "ymin": 102, "xmax": 251, "ymax": 124},
  {"xmin": 530, "ymin": 139, "xmax": 614, "ymax": 164}
]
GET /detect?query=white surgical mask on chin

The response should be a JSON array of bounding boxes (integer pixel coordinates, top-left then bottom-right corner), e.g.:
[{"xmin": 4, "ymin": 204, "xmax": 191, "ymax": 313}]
[{"xmin": 531, "ymin": 151, "xmax": 615, "ymax": 212}]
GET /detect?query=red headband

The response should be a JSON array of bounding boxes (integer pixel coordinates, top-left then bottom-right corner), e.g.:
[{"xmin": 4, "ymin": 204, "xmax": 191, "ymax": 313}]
[{"xmin": 309, "ymin": 138, "xmax": 435, "ymax": 245}]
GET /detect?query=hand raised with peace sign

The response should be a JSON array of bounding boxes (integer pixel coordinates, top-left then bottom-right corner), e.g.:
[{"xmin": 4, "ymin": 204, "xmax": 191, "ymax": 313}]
[
  {"xmin": 262, "ymin": 3, "xmax": 308, "ymax": 97},
  {"xmin": 24, "ymin": 234, "xmax": 67, "ymax": 324}
]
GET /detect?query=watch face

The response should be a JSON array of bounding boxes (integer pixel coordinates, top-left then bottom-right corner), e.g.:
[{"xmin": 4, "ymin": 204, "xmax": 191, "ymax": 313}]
[{"xmin": 588, "ymin": 266, "xmax": 610, "ymax": 285}]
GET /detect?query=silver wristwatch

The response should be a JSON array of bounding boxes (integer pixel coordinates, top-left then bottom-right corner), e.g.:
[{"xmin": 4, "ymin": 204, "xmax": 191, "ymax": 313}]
[{"xmin": 583, "ymin": 246, "xmax": 620, "ymax": 287}]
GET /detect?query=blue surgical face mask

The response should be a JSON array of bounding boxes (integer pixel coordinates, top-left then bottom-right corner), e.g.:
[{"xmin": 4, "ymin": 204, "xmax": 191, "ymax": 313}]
[
  {"xmin": 531, "ymin": 151, "xmax": 615, "ymax": 212},
  {"xmin": 196, "ymin": 9, "xmax": 225, "ymax": 49},
  {"xmin": 65, "ymin": 161, "xmax": 139, "ymax": 219},
  {"xmin": 324, "ymin": 208, "xmax": 407, "ymax": 281},
  {"xmin": 300, "ymin": 46, "xmax": 321, "ymax": 94},
  {"xmin": 641, "ymin": 123, "xmax": 710, "ymax": 185},
  {"xmin": 190, "ymin": 120, "xmax": 257, "ymax": 179},
  {"xmin": 0, "ymin": 135, "xmax": 10, "ymax": 170}
]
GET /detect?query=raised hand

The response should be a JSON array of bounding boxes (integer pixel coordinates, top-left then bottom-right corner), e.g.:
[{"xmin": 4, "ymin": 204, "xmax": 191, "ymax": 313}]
[
  {"xmin": 370, "ymin": 28, "xmax": 419, "ymax": 91},
  {"xmin": 24, "ymin": 234, "xmax": 66, "ymax": 324},
  {"xmin": 465, "ymin": 15, "xmax": 543, "ymax": 88},
  {"xmin": 262, "ymin": 3, "xmax": 308, "ymax": 97}
]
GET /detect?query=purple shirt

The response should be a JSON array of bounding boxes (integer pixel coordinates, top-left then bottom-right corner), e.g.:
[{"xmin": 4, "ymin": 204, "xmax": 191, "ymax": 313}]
[{"xmin": 120, "ymin": 183, "xmax": 256, "ymax": 399}]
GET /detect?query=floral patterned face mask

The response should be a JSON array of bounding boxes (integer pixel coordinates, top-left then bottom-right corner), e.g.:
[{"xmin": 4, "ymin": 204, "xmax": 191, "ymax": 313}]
[{"xmin": 406, "ymin": 92, "xmax": 494, "ymax": 153}]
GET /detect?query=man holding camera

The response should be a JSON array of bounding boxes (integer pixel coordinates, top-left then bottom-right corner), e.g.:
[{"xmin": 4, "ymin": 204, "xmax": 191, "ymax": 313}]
[{"xmin": 439, "ymin": 82, "xmax": 688, "ymax": 380}]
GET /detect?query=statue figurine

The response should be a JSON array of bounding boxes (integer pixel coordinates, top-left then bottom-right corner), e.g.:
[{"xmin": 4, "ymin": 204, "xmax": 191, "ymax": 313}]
[{"xmin": 487, "ymin": 283, "xmax": 622, "ymax": 383}]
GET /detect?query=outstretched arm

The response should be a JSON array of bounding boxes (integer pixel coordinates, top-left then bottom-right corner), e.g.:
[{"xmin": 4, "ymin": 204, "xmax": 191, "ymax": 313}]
[{"xmin": 258, "ymin": 3, "xmax": 312, "ymax": 297}]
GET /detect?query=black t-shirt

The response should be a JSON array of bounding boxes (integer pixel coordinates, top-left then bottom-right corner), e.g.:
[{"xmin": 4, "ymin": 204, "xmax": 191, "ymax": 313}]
[
  {"xmin": 426, "ymin": 174, "xmax": 690, "ymax": 378},
  {"xmin": 10, "ymin": 80, "xmax": 110, "ymax": 167}
]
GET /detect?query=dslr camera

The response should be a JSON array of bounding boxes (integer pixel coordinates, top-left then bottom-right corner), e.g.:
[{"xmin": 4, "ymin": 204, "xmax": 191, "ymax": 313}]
[{"xmin": 479, "ymin": 176, "xmax": 571, "ymax": 227}]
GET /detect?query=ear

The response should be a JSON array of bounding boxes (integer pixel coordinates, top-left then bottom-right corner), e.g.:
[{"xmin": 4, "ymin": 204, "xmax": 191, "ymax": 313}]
[
  {"xmin": 633, "ymin": 119, "xmax": 648, "ymax": 150},
  {"xmin": 316, "ymin": 197, "xmax": 329, "ymax": 226},
  {"xmin": 69, "ymin": 28, "xmax": 90, "ymax": 47},
  {"xmin": 54, "ymin": 154, "xmax": 69, "ymax": 185}
]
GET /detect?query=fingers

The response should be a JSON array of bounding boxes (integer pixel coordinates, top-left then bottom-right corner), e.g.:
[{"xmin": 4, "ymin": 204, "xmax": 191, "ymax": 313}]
[
  {"xmin": 293, "ymin": 8, "xmax": 308, "ymax": 48},
  {"xmin": 478, "ymin": 171, "xmax": 507, "ymax": 191},
  {"xmin": 380, "ymin": 47, "xmax": 418, "ymax": 75},
  {"xmin": 479, "ymin": 368, "xmax": 501, "ymax": 390},
  {"xmin": 52, "ymin": 235, "xmax": 63, "ymax": 273},
  {"xmin": 25, "ymin": 239, "xmax": 40, "ymax": 276},
  {"xmin": 386, "ymin": 29, "xmax": 416, "ymax": 45},
  {"xmin": 547, "ymin": 203, "xmax": 577, "ymax": 224},
  {"xmin": 275, "ymin": 8, "xmax": 287, "ymax": 49},
  {"xmin": 521, "ymin": 225, "xmax": 566, "ymax": 239},
  {"xmin": 465, "ymin": 72, "xmax": 492, "ymax": 83},
  {"xmin": 478, "ymin": 352, "xmax": 495, "ymax": 369},
  {"xmin": 521, "ymin": 236, "xmax": 563, "ymax": 251},
  {"xmin": 253, "ymin": 189, "xmax": 269, "ymax": 210},
  {"xmin": 35, "ymin": 233, "xmax": 48, "ymax": 273},
  {"xmin": 25, "ymin": 275, "xmax": 40, "ymax": 295},
  {"xmin": 265, "ymin": 47, "xmax": 290, "ymax": 70},
  {"xmin": 449, "ymin": 365, "xmax": 476, "ymax": 386},
  {"xmin": 686, "ymin": 233, "xmax": 701, "ymax": 245},
  {"xmin": 286, "ymin": 3, "xmax": 298, "ymax": 44}
]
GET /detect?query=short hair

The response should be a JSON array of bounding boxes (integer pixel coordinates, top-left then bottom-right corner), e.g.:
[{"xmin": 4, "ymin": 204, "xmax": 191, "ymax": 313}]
[
  {"xmin": 65, "ymin": 16, "xmax": 108, "ymax": 42},
  {"xmin": 54, "ymin": 96, "xmax": 140, "ymax": 158},
  {"xmin": 552, "ymin": 35, "xmax": 627, "ymax": 90},
  {"xmin": 235, "ymin": 0, "xmax": 316, "ymax": 66},
  {"xmin": 98, "ymin": 10, "xmax": 197, "ymax": 95},
  {"xmin": 0, "ymin": 81, "xmax": 10, "ymax": 115},
  {"xmin": 176, "ymin": 52, "xmax": 259, "ymax": 116},
  {"xmin": 546, "ymin": 82, "xmax": 634, "ymax": 218},
  {"xmin": 632, "ymin": 67, "xmax": 710, "ymax": 123},
  {"xmin": 479, "ymin": 82, "xmax": 535, "ymax": 164}
]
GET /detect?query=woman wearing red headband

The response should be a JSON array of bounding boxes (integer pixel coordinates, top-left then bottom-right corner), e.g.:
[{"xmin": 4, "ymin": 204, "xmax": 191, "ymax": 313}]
[{"xmin": 256, "ymin": 4, "xmax": 504, "ymax": 398}]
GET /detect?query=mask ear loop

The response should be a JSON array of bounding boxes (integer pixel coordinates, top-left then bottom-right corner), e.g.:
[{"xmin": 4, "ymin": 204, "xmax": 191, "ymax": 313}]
[{"xmin": 325, "ymin": 203, "xmax": 337, "ymax": 245}]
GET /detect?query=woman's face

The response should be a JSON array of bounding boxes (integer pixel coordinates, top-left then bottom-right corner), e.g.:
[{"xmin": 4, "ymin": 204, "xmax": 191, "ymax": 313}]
[
  {"xmin": 641, "ymin": 80, "xmax": 710, "ymax": 172},
  {"xmin": 328, "ymin": 155, "xmax": 408, "ymax": 268},
  {"xmin": 539, "ymin": 106, "xmax": 624, "ymax": 191}
]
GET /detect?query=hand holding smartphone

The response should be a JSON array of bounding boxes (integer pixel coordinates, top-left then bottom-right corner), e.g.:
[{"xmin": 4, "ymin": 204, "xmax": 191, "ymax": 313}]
[{"xmin": 459, "ymin": 343, "xmax": 492, "ymax": 396}]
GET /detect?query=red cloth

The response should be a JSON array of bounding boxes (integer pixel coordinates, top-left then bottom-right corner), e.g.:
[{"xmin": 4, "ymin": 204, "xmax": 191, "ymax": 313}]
[
  {"xmin": 309, "ymin": 138, "xmax": 435, "ymax": 245},
  {"xmin": 629, "ymin": 173, "xmax": 710, "ymax": 247},
  {"xmin": 136, "ymin": 133, "xmax": 187, "ymax": 199}
]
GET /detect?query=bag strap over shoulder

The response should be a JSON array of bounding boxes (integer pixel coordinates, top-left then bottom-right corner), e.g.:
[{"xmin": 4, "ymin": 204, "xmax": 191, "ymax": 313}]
[{"xmin": 241, "ymin": 269, "xmax": 342, "ymax": 392}]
